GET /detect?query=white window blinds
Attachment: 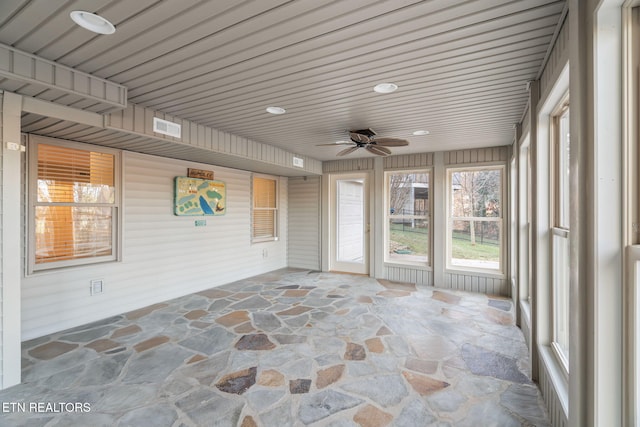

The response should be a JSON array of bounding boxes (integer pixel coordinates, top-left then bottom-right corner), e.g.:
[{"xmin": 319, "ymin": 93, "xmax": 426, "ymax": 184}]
[
  {"xmin": 253, "ymin": 176, "xmax": 277, "ymax": 240},
  {"xmin": 34, "ymin": 143, "xmax": 117, "ymax": 267}
]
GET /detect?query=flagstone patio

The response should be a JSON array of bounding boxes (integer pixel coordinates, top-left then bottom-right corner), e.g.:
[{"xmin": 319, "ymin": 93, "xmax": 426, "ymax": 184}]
[{"xmin": 0, "ymin": 269, "xmax": 549, "ymax": 426}]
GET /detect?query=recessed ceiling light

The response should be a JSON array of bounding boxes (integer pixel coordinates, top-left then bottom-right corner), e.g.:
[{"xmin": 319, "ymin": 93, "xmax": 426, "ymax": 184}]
[
  {"xmin": 70, "ymin": 11, "xmax": 116, "ymax": 34},
  {"xmin": 412, "ymin": 130, "xmax": 430, "ymax": 136},
  {"xmin": 266, "ymin": 106, "xmax": 286, "ymax": 115},
  {"xmin": 373, "ymin": 83, "xmax": 398, "ymax": 94}
]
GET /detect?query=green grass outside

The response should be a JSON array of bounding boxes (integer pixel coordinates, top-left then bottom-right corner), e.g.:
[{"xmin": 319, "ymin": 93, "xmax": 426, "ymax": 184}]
[
  {"xmin": 451, "ymin": 231, "xmax": 499, "ymax": 261},
  {"xmin": 389, "ymin": 224, "xmax": 499, "ymax": 261},
  {"xmin": 389, "ymin": 223, "xmax": 428, "ymax": 256}
]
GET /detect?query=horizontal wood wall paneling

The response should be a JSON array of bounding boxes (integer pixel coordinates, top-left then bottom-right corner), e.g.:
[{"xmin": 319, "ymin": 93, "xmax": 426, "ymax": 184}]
[{"xmin": 20, "ymin": 149, "xmax": 288, "ymax": 339}]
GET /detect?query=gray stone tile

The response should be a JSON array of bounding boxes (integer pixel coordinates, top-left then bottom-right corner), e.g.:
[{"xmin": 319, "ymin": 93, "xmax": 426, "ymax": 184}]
[
  {"xmin": 501, "ymin": 384, "xmax": 550, "ymax": 426},
  {"xmin": 281, "ymin": 358, "xmax": 313, "ymax": 378},
  {"xmin": 245, "ymin": 389, "xmax": 286, "ymax": 411},
  {"xmin": 251, "ymin": 312, "xmax": 282, "ymax": 331},
  {"xmin": 77, "ymin": 351, "xmax": 131, "ymax": 386},
  {"xmin": 395, "ymin": 398, "xmax": 438, "ymax": 427},
  {"xmin": 22, "ymin": 348, "xmax": 99, "ymax": 383},
  {"xmin": 261, "ymin": 402, "xmax": 294, "ymax": 427},
  {"xmin": 341, "ymin": 374, "xmax": 408, "ymax": 407},
  {"xmin": 457, "ymin": 400, "xmax": 523, "ymax": 427},
  {"xmin": 122, "ymin": 344, "xmax": 192, "ymax": 384},
  {"xmin": 426, "ymin": 388, "xmax": 468, "ymax": 413},
  {"xmin": 178, "ymin": 326, "xmax": 235, "ymax": 355},
  {"xmin": 93, "ymin": 384, "xmax": 158, "ymax": 413},
  {"xmin": 117, "ymin": 404, "xmax": 178, "ymax": 427},
  {"xmin": 3, "ymin": 270, "xmax": 550, "ymax": 427},
  {"xmin": 180, "ymin": 393, "xmax": 243, "ymax": 426},
  {"xmin": 49, "ymin": 413, "xmax": 117, "ymax": 427},
  {"xmin": 298, "ymin": 390, "xmax": 363, "ymax": 424},
  {"xmin": 230, "ymin": 295, "xmax": 272, "ymax": 310},
  {"xmin": 461, "ymin": 344, "xmax": 531, "ymax": 384}
]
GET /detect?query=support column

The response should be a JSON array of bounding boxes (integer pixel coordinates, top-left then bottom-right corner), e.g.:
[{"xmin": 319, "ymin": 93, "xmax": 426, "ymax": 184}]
[
  {"xmin": 1, "ymin": 91, "xmax": 22, "ymax": 389},
  {"xmin": 432, "ymin": 152, "xmax": 445, "ymax": 287}
]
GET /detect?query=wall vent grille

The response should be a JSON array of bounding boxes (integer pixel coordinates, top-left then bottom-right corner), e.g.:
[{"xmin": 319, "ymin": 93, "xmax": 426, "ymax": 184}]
[{"xmin": 153, "ymin": 117, "xmax": 181, "ymax": 138}]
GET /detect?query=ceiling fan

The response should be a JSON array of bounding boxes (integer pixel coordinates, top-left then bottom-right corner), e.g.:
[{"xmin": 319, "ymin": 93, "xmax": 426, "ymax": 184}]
[{"xmin": 317, "ymin": 128, "xmax": 409, "ymax": 156}]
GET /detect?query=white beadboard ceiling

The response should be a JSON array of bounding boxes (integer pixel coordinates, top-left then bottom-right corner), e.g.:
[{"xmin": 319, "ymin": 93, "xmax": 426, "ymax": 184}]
[{"xmin": 0, "ymin": 0, "xmax": 565, "ymax": 161}]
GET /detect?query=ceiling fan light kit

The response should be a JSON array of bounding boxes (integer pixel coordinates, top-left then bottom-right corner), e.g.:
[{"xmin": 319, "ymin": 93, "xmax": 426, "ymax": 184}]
[{"xmin": 318, "ymin": 128, "xmax": 409, "ymax": 157}]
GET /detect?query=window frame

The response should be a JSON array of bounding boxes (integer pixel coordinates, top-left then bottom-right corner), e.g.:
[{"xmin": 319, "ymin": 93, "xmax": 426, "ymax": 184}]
[
  {"xmin": 384, "ymin": 168, "xmax": 432, "ymax": 268},
  {"xmin": 445, "ymin": 164, "xmax": 506, "ymax": 276},
  {"xmin": 251, "ymin": 174, "xmax": 279, "ymax": 243},
  {"xmin": 27, "ymin": 135, "xmax": 121, "ymax": 274},
  {"xmin": 550, "ymin": 94, "xmax": 571, "ymax": 374}
]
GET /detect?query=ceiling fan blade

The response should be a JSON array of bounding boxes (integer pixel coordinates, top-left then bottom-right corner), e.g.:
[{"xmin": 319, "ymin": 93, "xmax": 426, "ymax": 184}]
[
  {"xmin": 337, "ymin": 146, "xmax": 360, "ymax": 156},
  {"xmin": 316, "ymin": 142, "xmax": 354, "ymax": 146},
  {"xmin": 349, "ymin": 132, "xmax": 371, "ymax": 144},
  {"xmin": 374, "ymin": 137, "xmax": 409, "ymax": 146},
  {"xmin": 366, "ymin": 145, "xmax": 390, "ymax": 156}
]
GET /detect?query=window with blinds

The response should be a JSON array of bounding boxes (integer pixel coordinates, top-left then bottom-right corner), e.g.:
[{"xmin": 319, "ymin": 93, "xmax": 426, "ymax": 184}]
[
  {"xmin": 252, "ymin": 176, "xmax": 278, "ymax": 241},
  {"xmin": 31, "ymin": 141, "xmax": 119, "ymax": 271}
]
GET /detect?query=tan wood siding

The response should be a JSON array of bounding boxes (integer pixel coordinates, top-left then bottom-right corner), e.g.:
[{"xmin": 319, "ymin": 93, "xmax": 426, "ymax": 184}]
[
  {"xmin": 444, "ymin": 146, "xmax": 510, "ymax": 165},
  {"xmin": 323, "ymin": 158, "xmax": 374, "ymax": 173},
  {"xmin": 288, "ymin": 176, "xmax": 321, "ymax": 270},
  {"xmin": 383, "ymin": 153, "xmax": 434, "ymax": 169}
]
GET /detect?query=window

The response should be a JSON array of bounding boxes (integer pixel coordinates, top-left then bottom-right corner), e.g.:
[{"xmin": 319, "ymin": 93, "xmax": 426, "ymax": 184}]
[
  {"xmin": 385, "ymin": 170, "xmax": 431, "ymax": 265},
  {"xmin": 447, "ymin": 166, "xmax": 503, "ymax": 273},
  {"xmin": 29, "ymin": 139, "xmax": 119, "ymax": 272},
  {"xmin": 252, "ymin": 175, "xmax": 278, "ymax": 241},
  {"xmin": 551, "ymin": 101, "xmax": 570, "ymax": 370}
]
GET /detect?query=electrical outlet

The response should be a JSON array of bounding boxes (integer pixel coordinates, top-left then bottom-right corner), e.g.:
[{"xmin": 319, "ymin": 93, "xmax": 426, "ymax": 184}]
[{"xmin": 90, "ymin": 279, "xmax": 104, "ymax": 295}]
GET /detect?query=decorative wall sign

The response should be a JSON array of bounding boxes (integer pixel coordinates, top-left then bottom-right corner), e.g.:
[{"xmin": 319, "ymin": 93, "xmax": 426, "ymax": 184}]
[
  {"xmin": 187, "ymin": 168, "xmax": 214, "ymax": 180},
  {"xmin": 174, "ymin": 176, "xmax": 226, "ymax": 216}
]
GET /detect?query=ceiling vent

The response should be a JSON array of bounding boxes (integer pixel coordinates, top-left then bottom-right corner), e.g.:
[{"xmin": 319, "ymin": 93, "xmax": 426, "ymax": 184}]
[{"xmin": 153, "ymin": 117, "xmax": 181, "ymax": 138}]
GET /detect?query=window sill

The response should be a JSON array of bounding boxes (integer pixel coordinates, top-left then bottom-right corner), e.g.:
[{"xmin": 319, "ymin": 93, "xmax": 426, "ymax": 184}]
[
  {"xmin": 383, "ymin": 261, "xmax": 432, "ymax": 271},
  {"xmin": 26, "ymin": 258, "xmax": 119, "ymax": 277},
  {"xmin": 444, "ymin": 267, "xmax": 505, "ymax": 280},
  {"xmin": 252, "ymin": 237, "xmax": 279, "ymax": 244}
]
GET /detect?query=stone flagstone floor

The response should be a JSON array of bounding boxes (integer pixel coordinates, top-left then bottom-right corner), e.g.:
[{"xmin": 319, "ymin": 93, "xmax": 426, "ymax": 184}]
[{"xmin": 0, "ymin": 269, "xmax": 549, "ymax": 426}]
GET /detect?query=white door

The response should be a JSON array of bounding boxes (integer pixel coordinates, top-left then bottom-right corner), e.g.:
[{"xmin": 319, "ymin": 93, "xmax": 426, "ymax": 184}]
[{"xmin": 330, "ymin": 173, "xmax": 369, "ymax": 274}]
